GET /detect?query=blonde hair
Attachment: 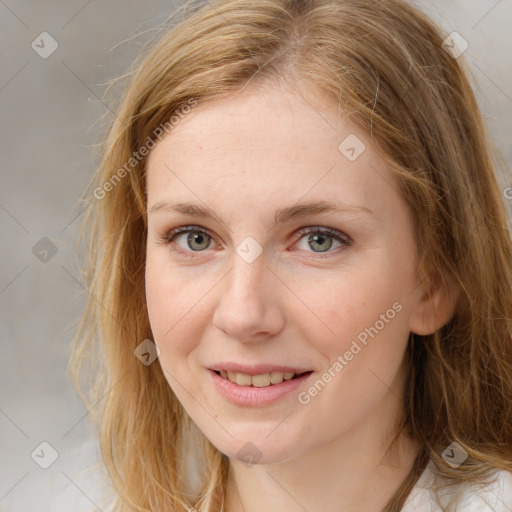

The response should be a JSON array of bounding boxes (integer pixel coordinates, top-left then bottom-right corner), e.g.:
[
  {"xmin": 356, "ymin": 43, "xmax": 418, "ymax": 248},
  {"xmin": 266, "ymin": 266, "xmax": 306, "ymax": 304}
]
[{"xmin": 69, "ymin": 0, "xmax": 512, "ymax": 510}]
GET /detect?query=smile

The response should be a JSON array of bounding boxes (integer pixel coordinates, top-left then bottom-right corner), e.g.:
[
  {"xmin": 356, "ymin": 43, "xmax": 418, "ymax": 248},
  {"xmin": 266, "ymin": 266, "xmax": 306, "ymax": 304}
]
[
  {"xmin": 214, "ymin": 370, "xmax": 310, "ymax": 387},
  {"xmin": 208, "ymin": 368, "xmax": 314, "ymax": 407}
]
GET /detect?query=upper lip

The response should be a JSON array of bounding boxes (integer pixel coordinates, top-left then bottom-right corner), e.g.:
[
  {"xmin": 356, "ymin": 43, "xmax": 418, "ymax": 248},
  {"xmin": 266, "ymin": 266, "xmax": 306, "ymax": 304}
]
[{"xmin": 208, "ymin": 363, "xmax": 313, "ymax": 375}]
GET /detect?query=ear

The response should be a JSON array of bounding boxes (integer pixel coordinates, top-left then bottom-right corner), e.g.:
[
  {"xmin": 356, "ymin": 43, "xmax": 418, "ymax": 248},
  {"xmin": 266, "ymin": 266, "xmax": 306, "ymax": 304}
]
[{"xmin": 409, "ymin": 272, "xmax": 459, "ymax": 335}]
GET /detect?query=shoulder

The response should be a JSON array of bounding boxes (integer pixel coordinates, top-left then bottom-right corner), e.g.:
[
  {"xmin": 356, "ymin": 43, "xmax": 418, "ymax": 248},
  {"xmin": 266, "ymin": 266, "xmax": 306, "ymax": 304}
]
[{"xmin": 402, "ymin": 460, "xmax": 512, "ymax": 512}]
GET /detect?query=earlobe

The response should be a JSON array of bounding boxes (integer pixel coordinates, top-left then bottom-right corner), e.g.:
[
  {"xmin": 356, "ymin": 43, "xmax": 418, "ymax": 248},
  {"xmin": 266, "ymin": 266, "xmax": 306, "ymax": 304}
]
[{"xmin": 409, "ymin": 273, "xmax": 459, "ymax": 336}]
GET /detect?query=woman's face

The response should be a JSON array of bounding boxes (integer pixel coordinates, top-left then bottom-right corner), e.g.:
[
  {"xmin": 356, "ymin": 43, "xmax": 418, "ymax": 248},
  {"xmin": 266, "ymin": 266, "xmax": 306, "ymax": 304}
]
[{"xmin": 145, "ymin": 83, "xmax": 426, "ymax": 465}]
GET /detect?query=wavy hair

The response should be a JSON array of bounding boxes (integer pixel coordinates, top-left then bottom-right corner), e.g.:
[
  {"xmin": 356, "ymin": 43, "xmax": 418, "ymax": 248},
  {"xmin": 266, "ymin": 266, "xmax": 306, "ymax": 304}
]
[{"xmin": 69, "ymin": 0, "xmax": 512, "ymax": 510}]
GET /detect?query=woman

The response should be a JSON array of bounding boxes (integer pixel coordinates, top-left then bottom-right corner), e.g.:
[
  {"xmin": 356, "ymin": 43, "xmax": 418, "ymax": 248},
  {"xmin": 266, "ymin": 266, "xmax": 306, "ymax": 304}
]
[{"xmin": 69, "ymin": 0, "xmax": 512, "ymax": 510}]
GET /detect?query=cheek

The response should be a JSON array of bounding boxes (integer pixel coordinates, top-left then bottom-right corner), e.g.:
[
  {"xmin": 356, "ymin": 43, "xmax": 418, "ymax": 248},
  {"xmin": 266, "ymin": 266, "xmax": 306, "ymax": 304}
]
[
  {"xmin": 145, "ymin": 262, "xmax": 170, "ymax": 340},
  {"xmin": 145, "ymin": 269, "xmax": 203, "ymax": 407},
  {"xmin": 300, "ymin": 287, "xmax": 410, "ymax": 433},
  {"xmin": 146, "ymin": 250, "xmax": 194, "ymax": 325},
  {"xmin": 145, "ymin": 257, "xmax": 201, "ymax": 362},
  {"xmin": 295, "ymin": 265, "xmax": 404, "ymax": 352},
  {"xmin": 296, "ymin": 277, "xmax": 412, "ymax": 416}
]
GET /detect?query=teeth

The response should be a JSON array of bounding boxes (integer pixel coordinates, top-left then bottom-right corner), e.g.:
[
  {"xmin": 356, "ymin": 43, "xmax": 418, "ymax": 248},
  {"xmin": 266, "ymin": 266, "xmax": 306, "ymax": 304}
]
[
  {"xmin": 219, "ymin": 370, "xmax": 300, "ymax": 387},
  {"xmin": 270, "ymin": 371, "xmax": 285, "ymax": 384},
  {"xmin": 236, "ymin": 373, "xmax": 252, "ymax": 386}
]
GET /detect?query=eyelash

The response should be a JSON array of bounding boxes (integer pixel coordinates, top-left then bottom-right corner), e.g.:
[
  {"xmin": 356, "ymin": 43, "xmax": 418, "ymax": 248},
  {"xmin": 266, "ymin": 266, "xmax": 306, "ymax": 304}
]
[{"xmin": 156, "ymin": 225, "xmax": 353, "ymax": 260}]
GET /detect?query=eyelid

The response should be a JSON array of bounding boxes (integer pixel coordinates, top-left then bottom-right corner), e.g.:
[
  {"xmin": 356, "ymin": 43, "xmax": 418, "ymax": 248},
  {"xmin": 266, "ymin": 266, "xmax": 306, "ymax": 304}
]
[
  {"xmin": 157, "ymin": 225, "xmax": 216, "ymax": 246},
  {"xmin": 296, "ymin": 226, "xmax": 352, "ymax": 245}
]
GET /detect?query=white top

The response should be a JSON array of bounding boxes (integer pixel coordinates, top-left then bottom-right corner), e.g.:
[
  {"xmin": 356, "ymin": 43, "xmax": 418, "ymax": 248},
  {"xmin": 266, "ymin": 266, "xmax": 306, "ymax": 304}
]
[
  {"xmin": 402, "ymin": 459, "xmax": 512, "ymax": 511},
  {"xmin": 50, "ymin": 455, "xmax": 512, "ymax": 512}
]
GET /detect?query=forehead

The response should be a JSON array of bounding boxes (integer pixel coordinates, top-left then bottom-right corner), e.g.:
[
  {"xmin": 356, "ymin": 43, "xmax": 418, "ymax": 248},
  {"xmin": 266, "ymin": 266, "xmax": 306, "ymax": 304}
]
[{"xmin": 145, "ymin": 84, "xmax": 400, "ymax": 222}]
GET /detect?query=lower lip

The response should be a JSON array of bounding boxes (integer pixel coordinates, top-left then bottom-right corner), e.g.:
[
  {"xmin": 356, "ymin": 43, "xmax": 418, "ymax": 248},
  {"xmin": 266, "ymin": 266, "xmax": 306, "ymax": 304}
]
[{"xmin": 208, "ymin": 369, "xmax": 313, "ymax": 407}]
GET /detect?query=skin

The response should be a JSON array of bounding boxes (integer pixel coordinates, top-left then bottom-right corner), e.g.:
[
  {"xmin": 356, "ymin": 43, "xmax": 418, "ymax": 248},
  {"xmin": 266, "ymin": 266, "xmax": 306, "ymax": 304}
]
[{"xmin": 144, "ymin": 81, "xmax": 453, "ymax": 512}]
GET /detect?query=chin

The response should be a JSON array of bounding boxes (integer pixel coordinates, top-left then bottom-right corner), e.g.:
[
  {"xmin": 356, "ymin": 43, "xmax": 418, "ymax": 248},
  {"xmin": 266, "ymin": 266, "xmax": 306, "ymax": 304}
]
[{"xmin": 208, "ymin": 432, "xmax": 302, "ymax": 466}]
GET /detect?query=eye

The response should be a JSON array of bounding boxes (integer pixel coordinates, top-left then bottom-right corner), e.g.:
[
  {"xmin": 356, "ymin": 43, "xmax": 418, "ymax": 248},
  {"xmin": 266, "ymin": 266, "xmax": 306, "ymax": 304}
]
[
  {"xmin": 293, "ymin": 226, "xmax": 352, "ymax": 258},
  {"xmin": 158, "ymin": 226, "xmax": 214, "ymax": 257},
  {"xmin": 156, "ymin": 225, "xmax": 352, "ymax": 259}
]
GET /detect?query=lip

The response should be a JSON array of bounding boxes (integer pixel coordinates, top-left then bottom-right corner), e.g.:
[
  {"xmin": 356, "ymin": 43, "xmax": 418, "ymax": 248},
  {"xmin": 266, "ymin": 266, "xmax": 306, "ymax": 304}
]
[
  {"xmin": 208, "ymin": 363, "xmax": 312, "ymax": 376},
  {"xmin": 207, "ymin": 368, "xmax": 314, "ymax": 407}
]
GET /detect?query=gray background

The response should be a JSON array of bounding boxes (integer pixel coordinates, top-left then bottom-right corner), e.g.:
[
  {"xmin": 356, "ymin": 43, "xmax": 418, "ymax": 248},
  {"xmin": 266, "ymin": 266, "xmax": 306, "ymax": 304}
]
[{"xmin": 1, "ymin": 1, "xmax": 511, "ymax": 510}]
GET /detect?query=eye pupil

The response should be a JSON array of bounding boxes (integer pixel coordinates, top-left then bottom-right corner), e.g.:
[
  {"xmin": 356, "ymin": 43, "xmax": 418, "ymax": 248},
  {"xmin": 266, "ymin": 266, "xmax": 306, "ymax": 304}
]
[
  {"xmin": 188, "ymin": 231, "xmax": 210, "ymax": 251},
  {"xmin": 308, "ymin": 233, "xmax": 333, "ymax": 252}
]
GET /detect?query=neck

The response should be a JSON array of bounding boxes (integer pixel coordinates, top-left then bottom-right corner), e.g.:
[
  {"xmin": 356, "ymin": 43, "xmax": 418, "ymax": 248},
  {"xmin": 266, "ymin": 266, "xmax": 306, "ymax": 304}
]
[{"xmin": 223, "ymin": 391, "xmax": 422, "ymax": 512}]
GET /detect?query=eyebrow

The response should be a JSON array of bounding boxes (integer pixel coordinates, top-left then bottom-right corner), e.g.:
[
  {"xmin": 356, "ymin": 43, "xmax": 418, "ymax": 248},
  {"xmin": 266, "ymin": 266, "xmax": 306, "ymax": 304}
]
[{"xmin": 148, "ymin": 200, "xmax": 373, "ymax": 226}]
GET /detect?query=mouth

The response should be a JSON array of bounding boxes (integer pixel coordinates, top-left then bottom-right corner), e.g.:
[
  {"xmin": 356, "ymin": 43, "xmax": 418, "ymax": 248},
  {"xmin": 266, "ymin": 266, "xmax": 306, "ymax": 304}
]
[
  {"xmin": 212, "ymin": 369, "xmax": 313, "ymax": 388},
  {"xmin": 208, "ymin": 366, "xmax": 315, "ymax": 406}
]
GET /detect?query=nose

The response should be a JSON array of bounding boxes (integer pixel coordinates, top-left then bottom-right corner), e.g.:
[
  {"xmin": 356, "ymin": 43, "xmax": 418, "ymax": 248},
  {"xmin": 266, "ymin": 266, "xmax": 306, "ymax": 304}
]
[{"xmin": 212, "ymin": 253, "xmax": 285, "ymax": 344}]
